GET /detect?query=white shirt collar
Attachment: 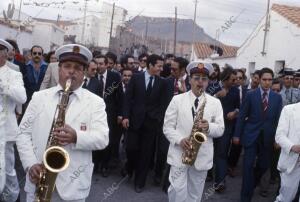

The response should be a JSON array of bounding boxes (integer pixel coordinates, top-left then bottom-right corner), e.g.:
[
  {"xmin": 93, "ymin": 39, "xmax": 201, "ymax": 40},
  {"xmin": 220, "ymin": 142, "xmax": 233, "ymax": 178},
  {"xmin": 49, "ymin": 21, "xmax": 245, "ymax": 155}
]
[
  {"xmin": 189, "ymin": 90, "xmax": 205, "ymax": 110},
  {"xmin": 54, "ymin": 84, "xmax": 82, "ymax": 101},
  {"xmin": 99, "ymin": 69, "xmax": 107, "ymax": 80}
]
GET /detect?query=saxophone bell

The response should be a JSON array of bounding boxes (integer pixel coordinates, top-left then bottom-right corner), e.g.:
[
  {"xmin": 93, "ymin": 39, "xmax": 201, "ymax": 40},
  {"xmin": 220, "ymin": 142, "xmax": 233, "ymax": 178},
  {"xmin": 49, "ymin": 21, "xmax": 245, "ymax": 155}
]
[
  {"xmin": 43, "ymin": 146, "xmax": 70, "ymax": 173},
  {"xmin": 193, "ymin": 132, "xmax": 207, "ymax": 144}
]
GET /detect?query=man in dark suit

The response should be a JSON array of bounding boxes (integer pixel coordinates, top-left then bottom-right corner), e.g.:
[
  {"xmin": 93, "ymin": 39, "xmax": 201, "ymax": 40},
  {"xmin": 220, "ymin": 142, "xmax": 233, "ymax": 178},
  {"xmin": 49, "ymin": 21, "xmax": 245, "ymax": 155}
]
[
  {"xmin": 233, "ymin": 67, "xmax": 282, "ymax": 202},
  {"xmin": 122, "ymin": 54, "xmax": 168, "ymax": 193},
  {"xmin": 82, "ymin": 59, "xmax": 99, "ymax": 94},
  {"xmin": 23, "ymin": 45, "xmax": 48, "ymax": 103},
  {"xmin": 228, "ymin": 69, "xmax": 250, "ymax": 177},
  {"xmin": 213, "ymin": 66, "xmax": 240, "ymax": 192},
  {"xmin": 135, "ymin": 53, "xmax": 148, "ymax": 73},
  {"xmin": 94, "ymin": 55, "xmax": 123, "ymax": 177}
]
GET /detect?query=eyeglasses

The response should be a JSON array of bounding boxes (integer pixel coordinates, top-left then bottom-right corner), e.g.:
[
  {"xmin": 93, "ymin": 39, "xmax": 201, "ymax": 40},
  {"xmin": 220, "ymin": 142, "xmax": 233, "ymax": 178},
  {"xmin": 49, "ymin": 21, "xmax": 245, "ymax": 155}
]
[
  {"xmin": 261, "ymin": 78, "xmax": 273, "ymax": 81},
  {"xmin": 32, "ymin": 52, "xmax": 42, "ymax": 56},
  {"xmin": 285, "ymin": 77, "xmax": 294, "ymax": 80},
  {"xmin": 192, "ymin": 76, "xmax": 208, "ymax": 81}
]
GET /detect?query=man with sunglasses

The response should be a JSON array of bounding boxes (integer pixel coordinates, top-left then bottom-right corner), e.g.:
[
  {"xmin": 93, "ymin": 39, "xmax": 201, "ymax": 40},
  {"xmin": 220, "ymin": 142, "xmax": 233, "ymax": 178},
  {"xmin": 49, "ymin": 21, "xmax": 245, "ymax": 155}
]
[
  {"xmin": 280, "ymin": 68, "xmax": 300, "ymax": 106},
  {"xmin": 164, "ymin": 61, "xmax": 224, "ymax": 202},
  {"xmin": 213, "ymin": 65, "xmax": 240, "ymax": 192},
  {"xmin": 24, "ymin": 45, "xmax": 48, "ymax": 103},
  {"xmin": 136, "ymin": 53, "xmax": 148, "ymax": 73}
]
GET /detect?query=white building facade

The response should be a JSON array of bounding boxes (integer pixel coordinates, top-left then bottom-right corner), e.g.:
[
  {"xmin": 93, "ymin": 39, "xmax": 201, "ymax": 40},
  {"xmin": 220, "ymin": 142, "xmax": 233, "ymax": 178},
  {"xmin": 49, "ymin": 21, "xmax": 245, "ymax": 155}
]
[
  {"xmin": 236, "ymin": 4, "xmax": 300, "ymax": 76},
  {"xmin": 32, "ymin": 21, "xmax": 65, "ymax": 53},
  {"xmin": 65, "ymin": 15, "xmax": 101, "ymax": 47},
  {"xmin": 0, "ymin": 20, "xmax": 33, "ymax": 53}
]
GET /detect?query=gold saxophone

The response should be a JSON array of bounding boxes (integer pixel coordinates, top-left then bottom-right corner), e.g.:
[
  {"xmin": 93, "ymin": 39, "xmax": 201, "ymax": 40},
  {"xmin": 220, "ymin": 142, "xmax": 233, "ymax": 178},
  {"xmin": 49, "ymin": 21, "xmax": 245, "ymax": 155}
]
[
  {"xmin": 182, "ymin": 89, "xmax": 207, "ymax": 166},
  {"xmin": 34, "ymin": 79, "xmax": 71, "ymax": 202}
]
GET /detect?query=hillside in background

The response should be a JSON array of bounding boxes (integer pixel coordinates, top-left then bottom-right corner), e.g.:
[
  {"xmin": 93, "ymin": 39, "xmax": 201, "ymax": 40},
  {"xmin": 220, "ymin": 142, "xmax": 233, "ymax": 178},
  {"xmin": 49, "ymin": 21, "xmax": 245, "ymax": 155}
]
[{"xmin": 128, "ymin": 16, "xmax": 217, "ymax": 43}]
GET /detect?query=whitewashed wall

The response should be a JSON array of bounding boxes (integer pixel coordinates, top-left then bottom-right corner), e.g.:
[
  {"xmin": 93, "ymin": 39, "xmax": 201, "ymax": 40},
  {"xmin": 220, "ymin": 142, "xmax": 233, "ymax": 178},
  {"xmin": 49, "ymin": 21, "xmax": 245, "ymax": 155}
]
[
  {"xmin": 0, "ymin": 24, "xmax": 33, "ymax": 54},
  {"xmin": 32, "ymin": 22, "xmax": 65, "ymax": 53},
  {"xmin": 236, "ymin": 10, "xmax": 300, "ymax": 74}
]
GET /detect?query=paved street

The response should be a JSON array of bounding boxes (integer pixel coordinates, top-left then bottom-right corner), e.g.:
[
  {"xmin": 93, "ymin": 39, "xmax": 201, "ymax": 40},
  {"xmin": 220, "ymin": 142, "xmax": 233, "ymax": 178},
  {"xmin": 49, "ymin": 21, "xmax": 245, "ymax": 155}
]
[{"xmin": 19, "ymin": 159, "xmax": 279, "ymax": 202}]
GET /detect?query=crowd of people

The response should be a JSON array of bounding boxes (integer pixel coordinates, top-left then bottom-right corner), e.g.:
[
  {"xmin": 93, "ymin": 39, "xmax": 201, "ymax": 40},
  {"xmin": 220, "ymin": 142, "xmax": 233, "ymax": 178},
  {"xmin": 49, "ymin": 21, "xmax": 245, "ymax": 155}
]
[{"xmin": 0, "ymin": 37, "xmax": 300, "ymax": 202}]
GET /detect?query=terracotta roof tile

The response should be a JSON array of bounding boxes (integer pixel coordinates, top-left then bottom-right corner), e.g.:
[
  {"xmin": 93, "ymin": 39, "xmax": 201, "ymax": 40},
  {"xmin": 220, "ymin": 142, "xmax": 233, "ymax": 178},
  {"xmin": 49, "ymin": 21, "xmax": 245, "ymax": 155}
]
[
  {"xmin": 194, "ymin": 42, "xmax": 238, "ymax": 59},
  {"xmin": 272, "ymin": 4, "xmax": 300, "ymax": 27}
]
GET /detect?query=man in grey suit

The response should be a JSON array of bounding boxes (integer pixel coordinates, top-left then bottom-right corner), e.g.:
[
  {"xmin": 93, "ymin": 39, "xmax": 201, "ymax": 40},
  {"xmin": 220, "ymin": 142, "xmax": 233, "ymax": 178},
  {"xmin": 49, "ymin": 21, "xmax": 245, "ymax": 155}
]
[{"xmin": 39, "ymin": 62, "xmax": 59, "ymax": 90}]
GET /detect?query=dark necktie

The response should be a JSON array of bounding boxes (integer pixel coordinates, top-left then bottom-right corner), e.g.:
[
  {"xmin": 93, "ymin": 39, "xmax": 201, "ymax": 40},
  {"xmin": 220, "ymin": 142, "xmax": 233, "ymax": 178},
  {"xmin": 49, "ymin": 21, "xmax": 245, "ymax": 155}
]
[
  {"xmin": 192, "ymin": 97, "xmax": 199, "ymax": 119},
  {"xmin": 146, "ymin": 76, "xmax": 153, "ymax": 96},
  {"xmin": 99, "ymin": 75, "xmax": 104, "ymax": 98},
  {"xmin": 194, "ymin": 97, "xmax": 199, "ymax": 109},
  {"xmin": 262, "ymin": 91, "xmax": 268, "ymax": 113},
  {"xmin": 82, "ymin": 78, "xmax": 88, "ymax": 88}
]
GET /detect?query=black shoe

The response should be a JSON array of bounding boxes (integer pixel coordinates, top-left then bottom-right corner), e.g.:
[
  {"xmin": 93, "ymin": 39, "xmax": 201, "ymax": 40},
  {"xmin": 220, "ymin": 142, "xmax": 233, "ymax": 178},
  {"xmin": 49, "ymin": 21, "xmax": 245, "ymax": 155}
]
[
  {"xmin": 93, "ymin": 165, "xmax": 99, "ymax": 174},
  {"xmin": 121, "ymin": 167, "xmax": 133, "ymax": 179},
  {"xmin": 101, "ymin": 168, "xmax": 109, "ymax": 178},
  {"xmin": 259, "ymin": 191, "xmax": 268, "ymax": 197},
  {"xmin": 213, "ymin": 182, "xmax": 226, "ymax": 193},
  {"xmin": 206, "ymin": 174, "xmax": 213, "ymax": 182},
  {"xmin": 153, "ymin": 175, "xmax": 161, "ymax": 186},
  {"xmin": 134, "ymin": 185, "xmax": 144, "ymax": 193}
]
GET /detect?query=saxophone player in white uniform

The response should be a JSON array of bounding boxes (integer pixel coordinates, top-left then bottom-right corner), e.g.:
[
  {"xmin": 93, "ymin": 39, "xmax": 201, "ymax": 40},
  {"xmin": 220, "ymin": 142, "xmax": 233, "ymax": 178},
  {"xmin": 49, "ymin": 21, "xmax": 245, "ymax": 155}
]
[
  {"xmin": 163, "ymin": 62, "xmax": 224, "ymax": 202},
  {"xmin": 275, "ymin": 102, "xmax": 300, "ymax": 202},
  {"xmin": 0, "ymin": 39, "xmax": 26, "ymax": 201},
  {"xmin": 17, "ymin": 44, "xmax": 109, "ymax": 202}
]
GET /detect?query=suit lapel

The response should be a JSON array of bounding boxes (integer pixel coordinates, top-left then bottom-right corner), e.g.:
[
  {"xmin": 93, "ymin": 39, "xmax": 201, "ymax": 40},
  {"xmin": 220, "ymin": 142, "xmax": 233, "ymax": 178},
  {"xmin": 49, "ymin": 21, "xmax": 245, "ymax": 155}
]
[
  {"xmin": 266, "ymin": 91, "xmax": 275, "ymax": 115},
  {"xmin": 105, "ymin": 71, "xmax": 111, "ymax": 90},
  {"xmin": 255, "ymin": 88, "xmax": 263, "ymax": 115},
  {"xmin": 151, "ymin": 76, "xmax": 160, "ymax": 96}
]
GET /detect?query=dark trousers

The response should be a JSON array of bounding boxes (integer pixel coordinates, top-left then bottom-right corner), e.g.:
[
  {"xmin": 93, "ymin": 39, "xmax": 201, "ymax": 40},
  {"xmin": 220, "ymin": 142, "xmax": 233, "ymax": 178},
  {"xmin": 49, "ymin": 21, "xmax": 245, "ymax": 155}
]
[
  {"xmin": 126, "ymin": 115, "xmax": 159, "ymax": 188},
  {"xmin": 95, "ymin": 112, "xmax": 121, "ymax": 169},
  {"xmin": 241, "ymin": 134, "xmax": 272, "ymax": 202},
  {"xmin": 154, "ymin": 128, "xmax": 169, "ymax": 179},
  {"xmin": 228, "ymin": 143, "xmax": 242, "ymax": 168},
  {"xmin": 213, "ymin": 129, "xmax": 232, "ymax": 184}
]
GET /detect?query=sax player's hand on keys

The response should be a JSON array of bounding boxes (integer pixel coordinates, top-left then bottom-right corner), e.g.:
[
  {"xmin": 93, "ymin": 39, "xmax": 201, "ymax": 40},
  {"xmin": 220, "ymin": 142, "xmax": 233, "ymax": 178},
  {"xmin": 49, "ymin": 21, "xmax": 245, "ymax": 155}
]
[
  {"xmin": 197, "ymin": 119, "xmax": 209, "ymax": 131},
  {"xmin": 291, "ymin": 145, "xmax": 300, "ymax": 154},
  {"xmin": 54, "ymin": 124, "xmax": 77, "ymax": 146},
  {"xmin": 180, "ymin": 137, "xmax": 191, "ymax": 151},
  {"xmin": 29, "ymin": 164, "xmax": 44, "ymax": 184}
]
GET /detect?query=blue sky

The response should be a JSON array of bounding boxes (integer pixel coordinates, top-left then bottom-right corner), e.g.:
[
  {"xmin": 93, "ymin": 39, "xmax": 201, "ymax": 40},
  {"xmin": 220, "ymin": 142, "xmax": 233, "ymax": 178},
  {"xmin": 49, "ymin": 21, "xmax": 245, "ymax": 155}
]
[{"xmin": 1, "ymin": 0, "xmax": 300, "ymax": 46}]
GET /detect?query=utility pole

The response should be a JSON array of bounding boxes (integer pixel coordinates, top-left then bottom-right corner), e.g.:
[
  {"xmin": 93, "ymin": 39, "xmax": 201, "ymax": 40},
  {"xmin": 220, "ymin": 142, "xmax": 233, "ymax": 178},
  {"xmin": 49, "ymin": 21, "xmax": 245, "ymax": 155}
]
[
  {"xmin": 191, "ymin": 0, "xmax": 198, "ymax": 60},
  {"xmin": 261, "ymin": 0, "xmax": 271, "ymax": 56},
  {"xmin": 144, "ymin": 18, "xmax": 149, "ymax": 46},
  {"xmin": 18, "ymin": 0, "xmax": 23, "ymax": 22},
  {"xmin": 81, "ymin": 0, "xmax": 88, "ymax": 45},
  {"xmin": 173, "ymin": 6, "xmax": 177, "ymax": 56},
  {"xmin": 109, "ymin": 2, "xmax": 115, "ymax": 49}
]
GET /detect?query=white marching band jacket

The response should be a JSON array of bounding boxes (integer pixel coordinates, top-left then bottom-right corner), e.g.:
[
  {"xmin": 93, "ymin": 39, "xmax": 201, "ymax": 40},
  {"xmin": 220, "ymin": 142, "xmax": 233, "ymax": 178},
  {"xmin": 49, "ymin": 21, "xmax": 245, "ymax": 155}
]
[
  {"xmin": 0, "ymin": 64, "xmax": 27, "ymax": 192},
  {"xmin": 276, "ymin": 102, "xmax": 300, "ymax": 174},
  {"xmin": 17, "ymin": 86, "xmax": 109, "ymax": 200},
  {"xmin": 164, "ymin": 91, "xmax": 224, "ymax": 171}
]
